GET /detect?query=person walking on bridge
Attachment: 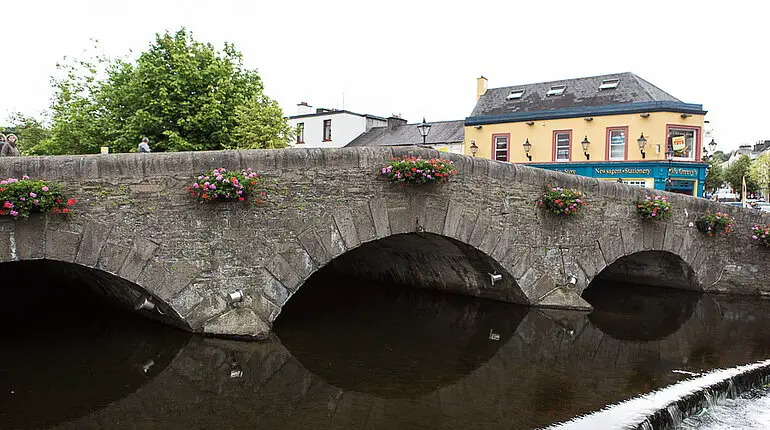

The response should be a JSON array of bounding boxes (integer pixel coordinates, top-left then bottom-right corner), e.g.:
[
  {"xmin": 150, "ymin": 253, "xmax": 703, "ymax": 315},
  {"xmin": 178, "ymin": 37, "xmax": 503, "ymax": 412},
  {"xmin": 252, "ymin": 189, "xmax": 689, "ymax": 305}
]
[
  {"xmin": 137, "ymin": 137, "xmax": 151, "ymax": 153},
  {"xmin": 1, "ymin": 134, "xmax": 20, "ymax": 157}
]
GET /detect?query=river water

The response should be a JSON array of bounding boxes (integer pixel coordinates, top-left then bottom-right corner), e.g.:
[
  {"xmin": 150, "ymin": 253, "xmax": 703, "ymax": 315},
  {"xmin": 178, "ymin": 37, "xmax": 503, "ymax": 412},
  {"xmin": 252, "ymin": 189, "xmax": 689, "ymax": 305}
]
[{"xmin": 3, "ymin": 269, "xmax": 770, "ymax": 429}]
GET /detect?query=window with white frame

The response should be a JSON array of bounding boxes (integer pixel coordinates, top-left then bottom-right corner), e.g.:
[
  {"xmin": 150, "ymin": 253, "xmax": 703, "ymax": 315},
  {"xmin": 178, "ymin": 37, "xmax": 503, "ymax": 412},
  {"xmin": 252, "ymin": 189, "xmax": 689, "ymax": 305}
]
[
  {"xmin": 620, "ymin": 180, "xmax": 649, "ymax": 188},
  {"xmin": 608, "ymin": 128, "xmax": 626, "ymax": 160},
  {"xmin": 555, "ymin": 132, "xmax": 571, "ymax": 161},
  {"xmin": 323, "ymin": 119, "xmax": 332, "ymax": 141},
  {"xmin": 546, "ymin": 85, "xmax": 566, "ymax": 96},
  {"xmin": 494, "ymin": 135, "xmax": 509, "ymax": 162},
  {"xmin": 506, "ymin": 89, "xmax": 525, "ymax": 100},
  {"xmin": 668, "ymin": 128, "xmax": 696, "ymax": 160},
  {"xmin": 599, "ymin": 79, "xmax": 620, "ymax": 90}
]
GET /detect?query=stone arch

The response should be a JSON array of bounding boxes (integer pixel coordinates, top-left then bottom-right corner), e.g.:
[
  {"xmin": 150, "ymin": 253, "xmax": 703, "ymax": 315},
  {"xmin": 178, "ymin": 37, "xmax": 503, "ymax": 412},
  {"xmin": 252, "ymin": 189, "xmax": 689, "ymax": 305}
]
[{"xmin": 0, "ymin": 216, "xmax": 192, "ymax": 330}]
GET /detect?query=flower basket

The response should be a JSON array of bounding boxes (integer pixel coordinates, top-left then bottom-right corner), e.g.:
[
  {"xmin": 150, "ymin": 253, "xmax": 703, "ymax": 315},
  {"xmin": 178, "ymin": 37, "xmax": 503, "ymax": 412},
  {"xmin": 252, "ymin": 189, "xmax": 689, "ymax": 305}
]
[
  {"xmin": 636, "ymin": 195, "xmax": 672, "ymax": 221},
  {"xmin": 187, "ymin": 168, "xmax": 266, "ymax": 203},
  {"xmin": 538, "ymin": 187, "xmax": 587, "ymax": 216},
  {"xmin": 0, "ymin": 176, "xmax": 76, "ymax": 219},
  {"xmin": 695, "ymin": 211, "xmax": 734, "ymax": 237},
  {"xmin": 380, "ymin": 156, "xmax": 456, "ymax": 185},
  {"xmin": 751, "ymin": 224, "xmax": 770, "ymax": 247}
]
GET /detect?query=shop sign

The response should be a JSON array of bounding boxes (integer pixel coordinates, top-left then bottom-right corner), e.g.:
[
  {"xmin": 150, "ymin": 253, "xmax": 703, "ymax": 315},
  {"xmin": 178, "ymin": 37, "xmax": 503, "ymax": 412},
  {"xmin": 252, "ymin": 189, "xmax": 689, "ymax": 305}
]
[
  {"xmin": 594, "ymin": 167, "xmax": 651, "ymax": 176},
  {"xmin": 672, "ymin": 136, "xmax": 686, "ymax": 152},
  {"xmin": 668, "ymin": 167, "xmax": 697, "ymax": 176}
]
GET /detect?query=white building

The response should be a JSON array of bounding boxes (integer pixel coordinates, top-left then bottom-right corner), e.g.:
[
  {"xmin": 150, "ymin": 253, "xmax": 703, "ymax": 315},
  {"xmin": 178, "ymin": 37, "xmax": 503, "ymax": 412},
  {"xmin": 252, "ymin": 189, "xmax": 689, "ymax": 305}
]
[{"xmin": 286, "ymin": 102, "xmax": 388, "ymax": 148}]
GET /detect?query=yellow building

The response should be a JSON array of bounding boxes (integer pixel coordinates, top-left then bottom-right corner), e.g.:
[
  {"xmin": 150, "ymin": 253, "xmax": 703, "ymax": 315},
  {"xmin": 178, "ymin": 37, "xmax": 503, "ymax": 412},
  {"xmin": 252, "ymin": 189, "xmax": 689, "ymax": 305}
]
[{"xmin": 465, "ymin": 73, "xmax": 711, "ymax": 196}]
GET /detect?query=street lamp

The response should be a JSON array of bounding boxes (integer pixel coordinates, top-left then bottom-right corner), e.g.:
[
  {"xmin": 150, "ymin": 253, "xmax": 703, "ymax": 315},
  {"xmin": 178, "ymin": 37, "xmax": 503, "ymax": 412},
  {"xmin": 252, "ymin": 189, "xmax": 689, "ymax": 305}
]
[
  {"xmin": 708, "ymin": 138, "xmax": 717, "ymax": 154},
  {"xmin": 523, "ymin": 138, "xmax": 532, "ymax": 161},
  {"xmin": 665, "ymin": 149, "xmax": 674, "ymax": 191},
  {"xmin": 416, "ymin": 117, "xmax": 432, "ymax": 146},
  {"xmin": 469, "ymin": 140, "xmax": 478, "ymax": 157},
  {"xmin": 637, "ymin": 133, "xmax": 647, "ymax": 159},
  {"xmin": 581, "ymin": 136, "xmax": 590, "ymax": 160}
]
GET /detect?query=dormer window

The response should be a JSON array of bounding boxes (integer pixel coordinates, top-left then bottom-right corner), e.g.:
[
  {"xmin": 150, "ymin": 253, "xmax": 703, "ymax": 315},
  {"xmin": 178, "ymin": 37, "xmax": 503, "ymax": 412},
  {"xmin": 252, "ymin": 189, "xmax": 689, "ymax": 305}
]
[
  {"xmin": 546, "ymin": 85, "xmax": 566, "ymax": 96},
  {"xmin": 599, "ymin": 78, "xmax": 620, "ymax": 90},
  {"xmin": 506, "ymin": 89, "xmax": 525, "ymax": 100}
]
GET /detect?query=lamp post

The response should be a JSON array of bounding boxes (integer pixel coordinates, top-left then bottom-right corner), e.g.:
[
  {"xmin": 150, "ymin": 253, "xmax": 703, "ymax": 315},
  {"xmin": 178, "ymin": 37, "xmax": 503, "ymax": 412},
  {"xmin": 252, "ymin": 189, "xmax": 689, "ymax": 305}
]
[
  {"xmin": 637, "ymin": 133, "xmax": 647, "ymax": 159},
  {"xmin": 469, "ymin": 140, "xmax": 478, "ymax": 157},
  {"xmin": 416, "ymin": 117, "xmax": 432, "ymax": 146},
  {"xmin": 581, "ymin": 136, "xmax": 590, "ymax": 160},
  {"xmin": 665, "ymin": 149, "xmax": 674, "ymax": 191},
  {"xmin": 523, "ymin": 138, "xmax": 532, "ymax": 161}
]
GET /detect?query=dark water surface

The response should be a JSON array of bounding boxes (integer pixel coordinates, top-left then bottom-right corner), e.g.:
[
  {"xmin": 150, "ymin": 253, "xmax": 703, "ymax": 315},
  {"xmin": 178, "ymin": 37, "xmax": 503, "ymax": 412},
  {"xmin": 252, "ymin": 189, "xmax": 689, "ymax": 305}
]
[{"xmin": 3, "ymin": 269, "xmax": 770, "ymax": 429}]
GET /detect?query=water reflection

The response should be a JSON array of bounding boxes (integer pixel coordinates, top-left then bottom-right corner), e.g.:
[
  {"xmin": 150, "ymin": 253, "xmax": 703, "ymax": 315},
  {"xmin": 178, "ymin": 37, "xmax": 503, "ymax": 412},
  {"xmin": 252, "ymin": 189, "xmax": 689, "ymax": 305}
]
[{"xmin": 5, "ymin": 273, "xmax": 770, "ymax": 429}]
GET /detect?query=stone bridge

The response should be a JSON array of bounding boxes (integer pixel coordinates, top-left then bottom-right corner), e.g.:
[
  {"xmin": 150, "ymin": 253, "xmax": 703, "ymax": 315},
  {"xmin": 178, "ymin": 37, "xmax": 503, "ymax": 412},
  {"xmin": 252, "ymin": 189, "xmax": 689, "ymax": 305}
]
[{"xmin": 1, "ymin": 148, "xmax": 769, "ymax": 338}]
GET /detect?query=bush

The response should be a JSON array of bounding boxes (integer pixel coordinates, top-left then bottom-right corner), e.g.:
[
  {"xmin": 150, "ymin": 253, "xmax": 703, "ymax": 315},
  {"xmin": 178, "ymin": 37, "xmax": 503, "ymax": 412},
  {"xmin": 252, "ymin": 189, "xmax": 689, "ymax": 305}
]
[
  {"xmin": 636, "ymin": 195, "xmax": 672, "ymax": 221},
  {"xmin": 380, "ymin": 156, "xmax": 456, "ymax": 185},
  {"xmin": 187, "ymin": 168, "xmax": 266, "ymax": 203},
  {"xmin": 539, "ymin": 187, "xmax": 587, "ymax": 216},
  {"xmin": 695, "ymin": 211, "xmax": 734, "ymax": 237},
  {"xmin": 751, "ymin": 224, "xmax": 770, "ymax": 247},
  {"xmin": 0, "ymin": 176, "xmax": 76, "ymax": 218}
]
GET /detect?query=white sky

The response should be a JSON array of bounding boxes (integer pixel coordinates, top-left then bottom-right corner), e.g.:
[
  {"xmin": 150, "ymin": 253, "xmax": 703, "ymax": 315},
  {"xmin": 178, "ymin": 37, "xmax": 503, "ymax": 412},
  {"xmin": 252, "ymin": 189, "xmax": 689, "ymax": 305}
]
[{"xmin": 1, "ymin": 0, "xmax": 768, "ymax": 152}]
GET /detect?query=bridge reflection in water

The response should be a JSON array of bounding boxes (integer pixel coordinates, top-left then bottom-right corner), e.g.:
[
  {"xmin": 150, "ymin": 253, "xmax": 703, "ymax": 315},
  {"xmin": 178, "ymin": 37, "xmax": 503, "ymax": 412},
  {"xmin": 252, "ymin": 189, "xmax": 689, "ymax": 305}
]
[{"xmin": 4, "ymin": 263, "xmax": 770, "ymax": 429}]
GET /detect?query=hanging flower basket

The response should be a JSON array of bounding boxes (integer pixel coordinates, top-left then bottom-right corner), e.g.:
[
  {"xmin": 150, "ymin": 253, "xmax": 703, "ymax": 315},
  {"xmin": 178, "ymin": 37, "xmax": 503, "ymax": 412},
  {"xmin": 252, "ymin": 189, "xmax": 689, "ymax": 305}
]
[
  {"xmin": 538, "ymin": 187, "xmax": 587, "ymax": 216},
  {"xmin": 0, "ymin": 176, "xmax": 76, "ymax": 219},
  {"xmin": 187, "ymin": 168, "xmax": 266, "ymax": 203},
  {"xmin": 695, "ymin": 211, "xmax": 733, "ymax": 237},
  {"xmin": 636, "ymin": 195, "xmax": 672, "ymax": 221},
  {"xmin": 751, "ymin": 224, "xmax": 770, "ymax": 247},
  {"xmin": 380, "ymin": 156, "xmax": 456, "ymax": 185}
]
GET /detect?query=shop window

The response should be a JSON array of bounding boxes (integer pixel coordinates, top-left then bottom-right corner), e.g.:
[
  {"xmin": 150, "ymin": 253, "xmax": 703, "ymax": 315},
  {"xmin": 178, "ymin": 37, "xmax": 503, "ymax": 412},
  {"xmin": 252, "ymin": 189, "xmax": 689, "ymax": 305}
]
[
  {"xmin": 323, "ymin": 119, "xmax": 332, "ymax": 141},
  {"xmin": 493, "ymin": 135, "xmax": 509, "ymax": 162},
  {"xmin": 668, "ymin": 127, "xmax": 697, "ymax": 160},
  {"xmin": 608, "ymin": 128, "xmax": 627, "ymax": 160},
  {"xmin": 554, "ymin": 131, "xmax": 571, "ymax": 162}
]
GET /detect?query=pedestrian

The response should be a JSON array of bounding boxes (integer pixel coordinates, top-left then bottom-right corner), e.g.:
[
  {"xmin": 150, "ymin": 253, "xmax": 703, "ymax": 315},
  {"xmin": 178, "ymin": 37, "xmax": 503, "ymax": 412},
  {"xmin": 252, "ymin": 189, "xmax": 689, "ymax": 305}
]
[
  {"xmin": 138, "ymin": 137, "xmax": 151, "ymax": 153},
  {"xmin": 1, "ymin": 134, "xmax": 20, "ymax": 157}
]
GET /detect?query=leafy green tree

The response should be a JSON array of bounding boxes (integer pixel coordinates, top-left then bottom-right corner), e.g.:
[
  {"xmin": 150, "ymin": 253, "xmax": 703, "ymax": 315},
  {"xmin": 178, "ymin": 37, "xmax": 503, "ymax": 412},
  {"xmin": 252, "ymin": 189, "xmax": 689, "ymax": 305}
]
[
  {"xmin": 704, "ymin": 160, "xmax": 724, "ymax": 194},
  {"xmin": 44, "ymin": 29, "xmax": 288, "ymax": 154},
  {"xmin": 231, "ymin": 95, "xmax": 293, "ymax": 149},
  {"xmin": 710, "ymin": 151, "xmax": 729, "ymax": 164},
  {"xmin": 749, "ymin": 152, "xmax": 770, "ymax": 198},
  {"xmin": 3, "ymin": 112, "xmax": 52, "ymax": 155},
  {"xmin": 724, "ymin": 155, "xmax": 758, "ymax": 195}
]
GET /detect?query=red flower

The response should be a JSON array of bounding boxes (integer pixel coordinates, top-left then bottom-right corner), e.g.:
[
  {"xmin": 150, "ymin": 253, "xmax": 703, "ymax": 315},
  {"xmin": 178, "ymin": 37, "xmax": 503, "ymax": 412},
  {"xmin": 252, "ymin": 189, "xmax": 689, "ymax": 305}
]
[
  {"xmin": 67, "ymin": 198, "xmax": 76, "ymax": 206},
  {"xmin": 62, "ymin": 208, "xmax": 69, "ymax": 214}
]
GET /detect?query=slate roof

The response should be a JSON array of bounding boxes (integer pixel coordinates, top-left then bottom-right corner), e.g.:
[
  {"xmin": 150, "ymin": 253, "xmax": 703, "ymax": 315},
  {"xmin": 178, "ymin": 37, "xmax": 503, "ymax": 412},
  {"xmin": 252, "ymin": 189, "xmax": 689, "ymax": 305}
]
[
  {"xmin": 470, "ymin": 72, "xmax": 685, "ymax": 118},
  {"xmin": 346, "ymin": 120, "xmax": 465, "ymax": 147}
]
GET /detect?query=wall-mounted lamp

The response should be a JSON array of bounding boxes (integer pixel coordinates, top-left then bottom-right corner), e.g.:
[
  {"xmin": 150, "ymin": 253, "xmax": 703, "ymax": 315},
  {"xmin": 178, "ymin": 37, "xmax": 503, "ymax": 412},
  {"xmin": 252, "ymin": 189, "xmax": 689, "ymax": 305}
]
[
  {"xmin": 523, "ymin": 138, "xmax": 532, "ymax": 161},
  {"xmin": 470, "ymin": 140, "xmax": 478, "ymax": 157},
  {"xmin": 567, "ymin": 275, "xmax": 578, "ymax": 286},
  {"xmin": 583, "ymin": 117, "xmax": 593, "ymax": 122},
  {"xmin": 525, "ymin": 121, "xmax": 535, "ymax": 126},
  {"xmin": 489, "ymin": 273, "xmax": 503, "ymax": 285},
  {"xmin": 681, "ymin": 113, "xmax": 692, "ymax": 119},
  {"xmin": 708, "ymin": 138, "xmax": 717, "ymax": 154},
  {"xmin": 135, "ymin": 297, "xmax": 156, "ymax": 312},
  {"xmin": 227, "ymin": 289, "xmax": 244, "ymax": 306},
  {"xmin": 581, "ymin": 136, "xmax": 590, "ymax": 160},
  {"xmin": 473, "ymin": 125, "xmax": 482, "ymax": 129},
  {"xmin": 640, "ymin": 113, "xmax": 650, "ymax": 118},
  {"xmin": 488, "ymin": 329, "xmax": 501, "ymax": 341},
  {"xmin": 637, "ymin": 133, "xmax": 647, "ymax": 159}
]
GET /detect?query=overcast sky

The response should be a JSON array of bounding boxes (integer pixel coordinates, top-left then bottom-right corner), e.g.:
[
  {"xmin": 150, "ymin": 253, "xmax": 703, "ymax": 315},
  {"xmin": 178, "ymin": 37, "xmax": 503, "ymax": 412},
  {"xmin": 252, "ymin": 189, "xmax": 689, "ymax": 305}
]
[{"xmin": 1, "ymin": 0, "xmax": 768, "ymax": 152}]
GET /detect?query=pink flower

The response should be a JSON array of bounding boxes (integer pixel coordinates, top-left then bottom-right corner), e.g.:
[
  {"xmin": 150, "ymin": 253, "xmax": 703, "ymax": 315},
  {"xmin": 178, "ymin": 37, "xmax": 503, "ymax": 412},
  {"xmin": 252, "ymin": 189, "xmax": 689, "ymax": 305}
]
[{"xmin": 42, "ymin": 186, "xmax": 49, "ymax": 192}]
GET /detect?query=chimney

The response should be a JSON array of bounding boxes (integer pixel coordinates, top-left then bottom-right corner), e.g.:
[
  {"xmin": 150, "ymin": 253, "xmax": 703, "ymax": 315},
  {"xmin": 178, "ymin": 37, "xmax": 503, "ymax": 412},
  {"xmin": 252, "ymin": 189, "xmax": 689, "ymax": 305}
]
[
  {"xmin": 387, "ymin": 116, "xmax": 407, "ymax": 130},
  {"xmin": 477, "ymin": 76, "xmax": 488, "ymax": 100},
  {"xmin": 296, "ymin": 102, "xmax": 313, "ymax": 115}
]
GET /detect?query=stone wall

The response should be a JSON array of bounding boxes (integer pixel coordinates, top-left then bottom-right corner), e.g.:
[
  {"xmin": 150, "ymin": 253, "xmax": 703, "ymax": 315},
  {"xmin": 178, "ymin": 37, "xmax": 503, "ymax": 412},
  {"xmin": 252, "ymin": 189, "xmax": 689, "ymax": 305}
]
[{"xmin": 1, "ymin": 147, "xmax": 770, "ymax": 338}]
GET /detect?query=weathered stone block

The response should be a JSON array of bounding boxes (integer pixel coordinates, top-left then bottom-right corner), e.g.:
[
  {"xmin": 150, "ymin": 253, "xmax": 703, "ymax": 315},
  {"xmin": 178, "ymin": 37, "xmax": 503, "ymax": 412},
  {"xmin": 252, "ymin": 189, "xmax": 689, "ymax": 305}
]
[
  {"xmin": 256, "ymin": 267, "xmax": 291, "ymax": 307},
  {"xmin": 118, "ymin": 237, "xmax": 159, "ymax": 283},
  {"xmin": 75, "ymin": 221, "xmax": 113, "ymax": 267},
  {"xmin": 368, "ymin": 197, "xmax": 390, "ymax": 239},
  {"xmin": 153, "ymin": 261, "xmax": 201, "ymax": 302},
  {"xmin": 333, "ymin": 209, "xmax": 360, "ymax": 250},
  {"xmin": 203, "ymin": 308, "xmax": 271, "ymax": 339},
  {"xmin": 0, "ymin": 229, "xmax": 11, "ymax": 262},
  {"xmin": 297, "ymin": 228, "xmax": 332, "ymax": 268},
  {"xmin": 45, "ymin": 229, "xmax": 81, "ymax": 262},
  {"xmin": 14, "ymin": 216, "xmax": 46, "ymax": 260},
  {"xmin": 97, "ymin": 242, "xmax": 130, "ymax": 276},
  {"xmin": 266, "ymin": 253, "xmax": 302, "ymax": 292},
  {"xmin": 442, "ymin": 200, "xmax": 464, "ymax": 239},
  {"xmin": 536, "ymin": 287, "xmax": 593, "ymax": 311}
]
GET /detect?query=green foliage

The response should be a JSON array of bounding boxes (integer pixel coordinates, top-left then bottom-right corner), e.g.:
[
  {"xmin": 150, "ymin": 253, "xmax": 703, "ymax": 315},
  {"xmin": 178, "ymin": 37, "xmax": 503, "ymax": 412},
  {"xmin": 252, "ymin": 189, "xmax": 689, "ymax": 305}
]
[
  {"xmin": 751, "ymin": 224, "xmax": 770, "ymax": 247},
  {"xmin": 3, "ymin": 112, "xmax": 52, "ymax": 155},
  {"xmin": 187, "ymin": 167, "xmax": 266, "ymax": 203},
  {"xmin": 636, "ymin": 195, "xmax": 672, "ymax": 221},
  {"xmin": 704, "ymin": 160, "xmax": 724, "ymax": 194},
  {"xmin": 749, "ymin": 152, "xmax": 770, "ymax": 198},
  {"xmin": 695, "ymin": 211, "xmax": 734, "ymax": 237},
  {"xmin": 379, "ymin": 156, "xmax": 457, "ymax": 184},
  {"xmin": 231, "ymin": 94, "xmax": 293, "ymax": 149},
  {"xmin": 711, "ymin": 151, "xmax": 729, "ymax": 164},
  {"xmin": 538, "ymin": 187, "xmax": 587, "ymax": 216},
  {"xmin": 1, "ymin": 176, "xmax": 76, "ymax": 218},
  {"xmin": 40, "ymin": 29, "xmax": 289, "ymax": 154},
  {"xmin": 724, "ymin": 155, "xmax": 758, "ymax": 195}
]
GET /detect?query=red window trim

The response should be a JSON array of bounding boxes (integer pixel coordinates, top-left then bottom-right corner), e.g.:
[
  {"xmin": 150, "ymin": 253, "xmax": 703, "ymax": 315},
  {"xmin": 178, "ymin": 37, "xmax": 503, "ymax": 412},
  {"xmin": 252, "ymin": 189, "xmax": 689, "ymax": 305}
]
[
  {"xmin": 322, "ymin": 119, "xmax": 332, "ymax": 142},
  {"xmin": 605, "ymin": 126, "xmax": 629, "ymax": 161},
  {"xmin": 665, "ymin": 124, "xmax": 701, "ymax": 161},
  {"xmin": 552, "ymin": 129, "xmax": 572, "ymax": 162},
  {"xmin": 491, "ymin": 133, "xmax": 511, "ymax": 162}
]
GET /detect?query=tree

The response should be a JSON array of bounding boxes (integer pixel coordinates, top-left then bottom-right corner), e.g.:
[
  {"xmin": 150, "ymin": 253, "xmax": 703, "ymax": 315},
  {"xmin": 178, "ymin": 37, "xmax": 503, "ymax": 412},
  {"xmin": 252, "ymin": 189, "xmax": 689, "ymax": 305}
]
[
  {"xmin": 44, "ymin": 29, "xmax": 289, "ymax": 154},
  {"xmin": 231, "ymin": 95, "xmax": 293, "ymax": 149},
  {"xmin": 724, "ymin": 155, "xmax": 758, "ymax": 195},
  {"xmin": 704, "ymin": 160, "xmax": 724, "ymax": 194},
  {"xmin": 749, "ymin": 152, "xmax": 770, "ymax": 198},
  {"xmin": 3, "ymin": 112, "xmax": 52, "ymax": 155},
  {"xmin": 711, "ymin": 151, "xmax": 729, "ymax": 164}
]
